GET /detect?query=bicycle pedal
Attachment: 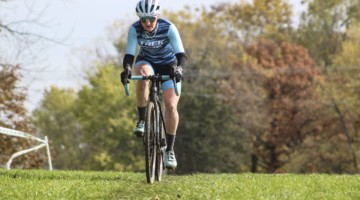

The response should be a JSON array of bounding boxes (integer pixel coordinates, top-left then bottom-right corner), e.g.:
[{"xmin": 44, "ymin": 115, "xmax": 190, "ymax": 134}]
[{"xmin": 134, "ymin": 131, "xmax": 143, "ymax": 138}]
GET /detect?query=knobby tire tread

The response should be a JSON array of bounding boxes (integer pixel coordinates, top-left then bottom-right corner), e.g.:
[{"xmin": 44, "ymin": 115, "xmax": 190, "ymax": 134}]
[
  {"xmin": 145, "ymin": 102, "xmax": 156, "ymax": 184},
  {"xmin": 155, "ymin": 101, "xmax": 165, "ymax": 181}
]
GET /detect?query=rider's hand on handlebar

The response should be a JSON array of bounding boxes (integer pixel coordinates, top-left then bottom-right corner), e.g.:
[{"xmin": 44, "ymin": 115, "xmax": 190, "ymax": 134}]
[
  {"xmin": 120, "ymin": 67, "xmax": 132, "ymax": 86},
  {"xmin": 171, "ymin": 66, "xmax": 183, "ymax": 83}
]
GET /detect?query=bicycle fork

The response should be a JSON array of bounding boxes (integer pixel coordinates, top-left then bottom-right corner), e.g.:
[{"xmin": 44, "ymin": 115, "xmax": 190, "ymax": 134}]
[{"xmin": 149, "ymin": 80, "xmax": 167, "ymax": 151}]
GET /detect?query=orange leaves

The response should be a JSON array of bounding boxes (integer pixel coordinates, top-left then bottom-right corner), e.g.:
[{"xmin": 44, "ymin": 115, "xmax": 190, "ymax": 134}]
[
  {"xmin": 0, "ymin": 64, "xmax": 47, "ymax": 169},
  {"xmin": 241, "ymin": 39, "xmax": 324, "ymax": 172}
]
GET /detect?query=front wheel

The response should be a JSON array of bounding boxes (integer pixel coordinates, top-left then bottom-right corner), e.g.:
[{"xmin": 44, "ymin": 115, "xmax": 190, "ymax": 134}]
[{"xmin": 145, "ymin": 102, "xmax": 157, "ymax": 184}]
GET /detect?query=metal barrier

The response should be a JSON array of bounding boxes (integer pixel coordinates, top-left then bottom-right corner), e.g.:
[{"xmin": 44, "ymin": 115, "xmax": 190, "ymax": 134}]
[{"xmin": 0, "ymin": 126, "xmax": 53, "ymax": 170}]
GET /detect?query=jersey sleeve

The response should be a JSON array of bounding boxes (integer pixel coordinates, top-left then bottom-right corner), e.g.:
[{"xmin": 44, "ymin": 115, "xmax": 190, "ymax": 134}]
[
  {"xmin": 125, "ymin": 26, "xmax": 138, "ymax": 55},
  {"xmin": 168, "ymin": 24, "xmax": 185, "ymax": 54}
]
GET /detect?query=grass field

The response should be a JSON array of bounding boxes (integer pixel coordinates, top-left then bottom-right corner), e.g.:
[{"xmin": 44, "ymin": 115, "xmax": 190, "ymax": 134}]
[{"xmin": 0, "ymin": 169, "xmax": 359, "ymax": 200}]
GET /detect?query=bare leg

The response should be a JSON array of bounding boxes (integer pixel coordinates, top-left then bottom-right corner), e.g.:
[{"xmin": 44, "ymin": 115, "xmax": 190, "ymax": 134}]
[
  {"xmin": 163, "ymin": 88, "xmax": 180, "ymax": 135},
  {"xmin": 135, "ymin": 64, "xmax": 152, "ymax": 107}
]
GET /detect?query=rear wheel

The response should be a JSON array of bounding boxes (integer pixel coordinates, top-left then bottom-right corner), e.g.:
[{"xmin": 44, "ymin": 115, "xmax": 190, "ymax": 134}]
[
  {"xmin": 145, "ymin": 102, "xmax": 156, "ymax": 184},
  {"xmin": 155, "ymin": 111, "xmax": 166, "ymax": 181}
]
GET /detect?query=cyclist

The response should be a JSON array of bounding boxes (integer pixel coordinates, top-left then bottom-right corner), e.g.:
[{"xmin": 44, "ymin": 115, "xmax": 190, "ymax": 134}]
[{"xmin": 120, "ymin": 0, "xmax": 187, "ymax": 169}]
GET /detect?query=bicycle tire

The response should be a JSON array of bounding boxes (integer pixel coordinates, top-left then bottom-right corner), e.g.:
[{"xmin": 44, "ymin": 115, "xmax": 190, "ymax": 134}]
[
  {"xmin": 155, "ymin": 105, "xmax": 166, "ymax": 181},
  {"xmin": 145, "ymin": 101, "xmax": 157, "ymax": 184}
]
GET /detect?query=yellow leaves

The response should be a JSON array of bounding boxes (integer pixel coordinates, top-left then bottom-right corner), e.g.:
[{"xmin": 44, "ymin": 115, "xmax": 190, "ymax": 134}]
[
  {"xmin": 332, "ymin": 23, "xmax": 360, "ymax": 67},
  {"xmin": 328, "ymin": 22, "xmax": 360, "ymax": 114}
]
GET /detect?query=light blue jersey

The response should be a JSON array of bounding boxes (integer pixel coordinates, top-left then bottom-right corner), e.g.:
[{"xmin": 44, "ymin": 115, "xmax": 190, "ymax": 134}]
[{"xmin": 125, "ymin": 18, "xmax": 185, "ymax": 65}]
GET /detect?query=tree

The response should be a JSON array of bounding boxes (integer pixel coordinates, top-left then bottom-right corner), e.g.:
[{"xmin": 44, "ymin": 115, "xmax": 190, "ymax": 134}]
[
  {"xmin": 164, "ymin": 1, "xmax": 303, "ymax": 173},
  {"xmin": 209, "ymin": 0, "xmax": 294, "ymax": 44},
  {"xmin": 321, "ymin": 22, "xmax": 360, "ymax": 173},
  {"xmin": 30, "ymin": 0, "xmax": 360, "ymax": 173},
  {"xmin": 32, "ymin": 87, "xmax": 81, "ymax": 169},
  {"xmin": 242, "ymin": 40, "xmax": 323, "ymax": 172},
  {"xmin": 293, "ymin": 0, "xmax": 360, "ymax": 173},
  {"xmin": 33, "ymin": 62, "xmax": 144, "ymax": 171},
  {"xmin": 296, "ymin": 0, "xmax": 360, "ymax": 68},
  {"xmin": 0, "ymin": 64, "xmax": 46, "ymax": 169},
  {"xmin": 176, "ymin": 90, "xmax": 244, "ymax": 174},
  {"xmin": 73, "ymin": 62, "xmax": 142, "ymax": 171},
  {"xmin": 0, "ymin": 0, "xmax": 62, "ymax": 169},
  {"xmin": 163, "ymin": 7, "xmax": 246, "ymax": 173}
]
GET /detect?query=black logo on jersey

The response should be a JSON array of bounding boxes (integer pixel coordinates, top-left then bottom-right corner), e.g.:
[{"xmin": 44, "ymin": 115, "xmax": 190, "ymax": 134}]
[{"xmin": 139, "ymin": 40, "xmax": 165, "ymax": 48}]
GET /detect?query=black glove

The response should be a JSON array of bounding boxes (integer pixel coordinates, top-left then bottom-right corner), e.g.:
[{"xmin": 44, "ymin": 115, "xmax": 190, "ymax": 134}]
[
  {"xmin": 170, "ymin": 66, "xmax": 183, "ymax": 83},
  {"xmin": 120, "ymin": 67, "xmax": 132, "ymax": 86}
]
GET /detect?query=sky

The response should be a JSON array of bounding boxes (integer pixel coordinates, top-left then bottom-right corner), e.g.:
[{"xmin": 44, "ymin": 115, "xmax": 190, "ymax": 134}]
[{"xmin": 1, "ymin": 0, "xmax": 305, "ymax": 112}]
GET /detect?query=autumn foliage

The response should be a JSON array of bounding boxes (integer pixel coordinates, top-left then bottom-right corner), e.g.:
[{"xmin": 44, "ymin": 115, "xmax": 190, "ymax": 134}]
[
  {"xmin": 220, "ymin": 40, "xmax": 324, "ymax": 172},
  {"xmin": 0, "ymin": 64, "xmax": 47, "ymax": 169}
]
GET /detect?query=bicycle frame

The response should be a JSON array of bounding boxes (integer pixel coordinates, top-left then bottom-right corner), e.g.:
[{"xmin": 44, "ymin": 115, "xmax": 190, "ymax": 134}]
[
  {"xmin": 125, "ymin": 75, "xmax": 179, "ymax": 145},
  {"xmin": 124, "ymin": 74, "xmax": 179, "ymax": 183},
  {"xmin": 125, "ymin": 75, "xmax": 174, "ymax": 142}
]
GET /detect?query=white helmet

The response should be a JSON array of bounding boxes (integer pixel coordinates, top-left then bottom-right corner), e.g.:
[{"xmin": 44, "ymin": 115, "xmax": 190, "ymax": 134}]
[{"xmin": 136, "ymin": 0, "xmax": 160, "ymax": 17}]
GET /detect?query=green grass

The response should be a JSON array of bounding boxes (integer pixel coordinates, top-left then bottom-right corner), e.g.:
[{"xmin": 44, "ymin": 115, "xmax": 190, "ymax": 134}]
[{"xmin": 0, "ymin": 169, "xmax": 359, "ymax": 200}]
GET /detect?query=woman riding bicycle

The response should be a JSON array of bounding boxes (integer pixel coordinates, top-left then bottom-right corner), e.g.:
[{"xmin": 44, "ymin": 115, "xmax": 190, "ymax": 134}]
[{"xmin": 120, "ymin": 0, "xmax": 187, "ymax": 169}]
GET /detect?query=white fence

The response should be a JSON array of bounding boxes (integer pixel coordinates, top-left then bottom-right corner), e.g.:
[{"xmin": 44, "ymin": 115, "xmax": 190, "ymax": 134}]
[{"xmin": 0, "ymin": 126, "xmax": 53, "ymax": 170}]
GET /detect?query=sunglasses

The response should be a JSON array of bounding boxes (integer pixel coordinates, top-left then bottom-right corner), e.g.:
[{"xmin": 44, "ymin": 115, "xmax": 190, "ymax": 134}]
[{"xmin": 140, "ymin": 16, "xmax": 157, "ymax": 23}]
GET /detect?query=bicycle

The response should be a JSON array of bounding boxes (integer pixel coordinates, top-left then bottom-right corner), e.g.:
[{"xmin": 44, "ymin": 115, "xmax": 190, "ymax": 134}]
[{"xmin": 124, "ymin": 74, "xmax": 179, "ymax": 184}]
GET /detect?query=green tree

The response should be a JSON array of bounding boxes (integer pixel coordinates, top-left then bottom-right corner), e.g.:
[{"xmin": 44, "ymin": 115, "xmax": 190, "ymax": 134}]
[
  {"xmin": 321, "ymin": 22, "xmax": 360, "ymax": 172},
  {"xmin": 33, "ymin": 62, "xmax": 142, "ymax": 171},
  {"xmin": 296, "ymin": 0, "xmax": 360, "ymax": 68},
  {"xmin": 176, "ymin": 90, "xmax": 244, "ymax": 174},
  {"xmin": 73, "ymin": 62, "xmax": 141, "ymax": 171},
  {"xmin": 32, "ymin": 87, "xmax": 82, "ymax": 169}
]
